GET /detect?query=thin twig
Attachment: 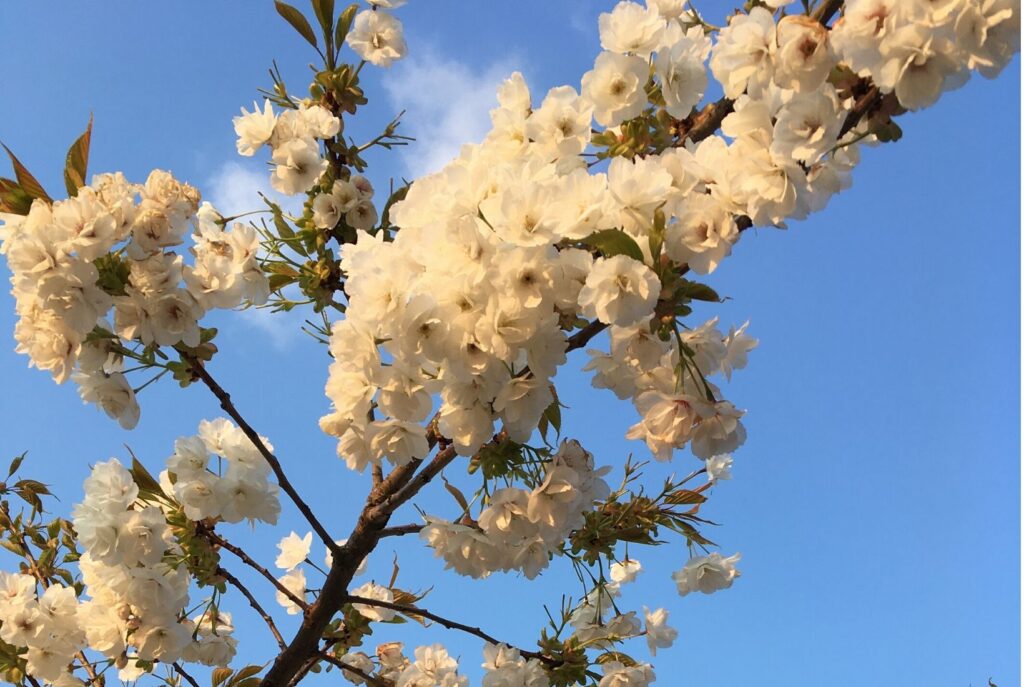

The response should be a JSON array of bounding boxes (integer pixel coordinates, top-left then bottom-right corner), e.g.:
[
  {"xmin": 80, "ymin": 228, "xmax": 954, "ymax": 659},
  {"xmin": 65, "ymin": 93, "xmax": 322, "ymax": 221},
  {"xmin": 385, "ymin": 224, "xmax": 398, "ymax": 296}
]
[
  {"xmin": 372, "ymin": 446, "xmax": 458, "ymax": 518},
  {"xmin": 811, "ymin": 0, "xmax": 844, "ymax": 23},
  {"xmin": 378, "ymin": 523, "xmax": 423, "ymax": 538},
  {"xmin": 219, "ymin": 567, "xmax": 287, "ymax": 650},
  {"xmin": 286, "ymin": 655, "xmax": 320, "ymax": 687},
  {"xmin": 346, "ymin": 595, "xmax": 553, "ymax": 667},
  {"xmin": 839, "ymin": 85, "xmax": 883, "ymax": 138},
  {"xmin": 182, "ymin": 352, "xmax": 340, "ymax": 557},
  {"xmin": 319, "ymin": 652, "xmax": 389, "ymax": 687},
  {"xmin": 206, "ymin": 530, "xmax": 308, "ymax": 611},
  {"xmin": 172, "ymin": 662, "xmax": 201, "ymax": 687}
]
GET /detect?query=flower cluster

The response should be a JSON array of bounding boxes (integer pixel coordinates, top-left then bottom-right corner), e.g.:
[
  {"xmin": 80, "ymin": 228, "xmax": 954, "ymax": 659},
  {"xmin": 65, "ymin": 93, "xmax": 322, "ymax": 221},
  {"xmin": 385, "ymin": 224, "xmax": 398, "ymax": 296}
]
[
  {"xmin": 0, "ymin": 172, "xmax": 267, "ymax": 428},
  {"xmin": 347, "ymin": 3, "xmax": 408, "ymax": 67},
  {"xmin": 563, "ymin": 559, "xmax": 679, "ymax": 658},
  {"xmin": 420, "ymin": 440, "xmax": 611, "ymax": 579},
  {"xmin": 161, "ymin": 417, "xmax": 281, "ymax": 525},
  {"xmin": 672, "ymin": 551, "xmax": 742, "ymax": 596},
  {"xmin": 70, "ymin": 458, "xmax": 237, "ymax": 676},
  {"xmin": 481, "ymin": 643, "xmax": 548, "ymax": 687},
  {"xmin": 0, "ymin": 0, "xmax": 1017, "ymax": 683},
  {"xmin": 396, "ymin": 643, "xmax": 467, "ymax": 687},
  {"xmin": 312, "ymin": 175, "xmax": 378, "ymax": 232},
  {"xmin": 588, "ymin": 318, "xmax": 757, "ymax": 462},
  {"xmin": 338, "ymin": 641, "xmax": 470, "ymax": 687},
  {"xmin": 832, "ymin": 0, "xmax": 1019, "ymax": 109},
  {"xmin": 0, "ymin": 573, "xmax": 85, "ymax": 684},
  {"xmin": 234, "ymin": 100, "xmax": 341, "ymax": 195},
  {"xmin": 587, "ymin": 3, "xmax": 712, "ymax": 124}
]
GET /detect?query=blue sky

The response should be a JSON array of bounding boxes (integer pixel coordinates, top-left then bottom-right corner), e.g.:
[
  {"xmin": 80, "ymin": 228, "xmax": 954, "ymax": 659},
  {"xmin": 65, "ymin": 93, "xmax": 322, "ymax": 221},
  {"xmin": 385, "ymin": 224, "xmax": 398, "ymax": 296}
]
[{"xmin": 0, "ymin": 2, "xmax": 1019, "ymax": 686}]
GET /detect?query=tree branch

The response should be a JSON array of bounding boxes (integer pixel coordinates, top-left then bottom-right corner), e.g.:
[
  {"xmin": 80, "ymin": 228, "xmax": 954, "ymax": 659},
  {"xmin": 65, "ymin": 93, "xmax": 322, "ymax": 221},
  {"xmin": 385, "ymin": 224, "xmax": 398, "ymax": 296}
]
[
  {"xmin": 219, "ymin": 566, "xmax": 287, "ymax": 650},
  {"xmin": 344, "ymin": 594, "xmax": 598, "ymax": 678},
  {"xmin": 206, "ymin": 529, "xmax": 308, "ymax": 611},
  {"xmin": 172, "ymin": 663, "xmax": 201, "ymax": 687},
  {"xmin": 566, "ymin": 318, "xmax": 607, "ymax": 353},
  {"xmin": 346, "ymin": 594, "xmax": 545, "ymax": 660},
  {"xmin": 811, "ymin": 0, "xmax": 844, "ymax": 24},
  {"xmin": 378, "ymin": 523, "xmax": 423, "ymax": 538},
  {"xmin": 319, "ymin": 652, "xmax": 390, "ymax": 687},
  {"xmin": 839, "ymin": 85, "xmax": 883, "ymax": 138},
  {"xmin": 371, "ymin": 446, "xmax": 458, "ymax": 518},
  {"xmin": 182, "ymin": 352, "xmax": 340, "ymax": 556}
]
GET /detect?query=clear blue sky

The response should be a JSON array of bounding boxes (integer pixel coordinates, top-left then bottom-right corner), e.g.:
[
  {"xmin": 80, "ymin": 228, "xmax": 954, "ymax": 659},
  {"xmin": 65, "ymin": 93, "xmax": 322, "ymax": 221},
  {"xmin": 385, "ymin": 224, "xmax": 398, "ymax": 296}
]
[{"xmin": 0, "ymin": 2, "xmax": 1019, "ymax": 686}]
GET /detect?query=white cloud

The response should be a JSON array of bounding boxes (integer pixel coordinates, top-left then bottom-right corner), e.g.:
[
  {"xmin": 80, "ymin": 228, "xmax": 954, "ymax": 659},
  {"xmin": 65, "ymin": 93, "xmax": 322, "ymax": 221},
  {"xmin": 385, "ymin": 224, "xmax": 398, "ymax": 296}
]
[
  {"xmin": 206, "ymin": 161, "xmax": 303, "ymax": 218},
  {"xmin": 382, "ymin": 48, "xmax": 522, "ymax": 178},
  {"xmin": 206, "ymin": 161, "xmax": 308, "ymax": 351},
  {"xmin": 236, "ymin": 303, "xmax": 310, "ymax": 352}
]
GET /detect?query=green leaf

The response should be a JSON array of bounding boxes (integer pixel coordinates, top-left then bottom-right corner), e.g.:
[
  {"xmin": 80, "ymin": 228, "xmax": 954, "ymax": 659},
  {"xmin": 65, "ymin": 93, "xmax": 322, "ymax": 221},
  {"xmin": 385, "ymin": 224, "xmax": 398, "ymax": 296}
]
[
  {"xmin": 7, "ymin": 453, "xmax": 25, "ymax": 479},
  {"xmin": 211, "ymin": 667, "xmax": 233, "ymax": 687},
  {"xmin": 275, "ymin": 1, "xmax": 319, "ymax": 49},
  {"xmin": 130, "ymin": 457, "xmax": 165, "ymax": 499},
  {"xmin": 595, "ymin": 651, "xmax": 636, "ymax": 666},
  {"xmin": 649, "ymin": 208, "xmax": 666, "ymax": 262},
  {"xmin": 0, "ymin": 539, "xmax": 25, "ymax": 557},
  {"xmin": 268, "ymin": 273, "xmax": 296, "ymax": 291},
  {"xmin": 664, "ymin": 489, "xmax": 707, "ymax": 505},
  {"xmin": 228, "ymin": 665, "xmax": 265, "ymax": 687},
  {"xmin": 1, "ymin": 145, "xmax": 50, "ymax": 203},
  {"xmin": 442, "ymin": 477, "xmax": 470, "ymax": 515},
  {"xmin": 269, "ymin": 202, "xmax": 296, "ymax": 239},
  {"xmin": 84, "ymin": 325, "xmax": 117, "ymax": 345},
  {"xmin": 378, "ymin": 181, "xmax": 409, "ymax": 231},
  {"xmin": 14, "ymin": 479, "xmax": 51, "ymax": 497},
  {"xmin": 582, "ymin": 229, "xmax": 645, "ymax": 262},
  {"xmin": 63, "ymin": 114, "xmax": 93, "ymax": 197},
  {"xmin": 539, "ymin": 396, "xmax": 562, "ymax": 442},
  {"xmin": 679, "ymin": 280, "xmax": 721, "ymax": 303},
  {"xmin": 0, "ymin": 177, "xmax": 33, "ymax": 214},
  {"xmin": 334, "ymin": 3, "xmax": 359, "ymax": 47},
  {"xmin": 311, "ymin": 0, "xmax": 335, "ymax": 43},
  {"xmin": 94, "ymin": 253, "xmax": 132, "ymax": 296}
]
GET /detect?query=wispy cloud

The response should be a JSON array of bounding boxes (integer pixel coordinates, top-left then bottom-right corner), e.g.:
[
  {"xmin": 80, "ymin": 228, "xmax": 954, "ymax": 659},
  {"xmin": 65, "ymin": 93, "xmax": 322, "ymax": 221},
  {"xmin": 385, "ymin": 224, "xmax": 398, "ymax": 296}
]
[
  {"xmin": 382, "ymin": 48, "xmax": 522, "ymax": 178},
  {"xmin": 206, "ymin": 161, "xmax": 303, "ymax": 218},
  {"xmin": 206, "ymin": 161, "xmax": 308, "ymax": 351}
]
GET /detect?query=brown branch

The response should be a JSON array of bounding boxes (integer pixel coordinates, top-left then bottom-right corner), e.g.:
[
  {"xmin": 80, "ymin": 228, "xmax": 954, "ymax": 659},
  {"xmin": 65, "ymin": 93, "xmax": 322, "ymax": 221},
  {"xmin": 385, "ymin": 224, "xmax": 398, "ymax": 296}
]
[
  {"xmin": 172, "ymin": 663, "xmax": 201, "ymax": 687},
  {"xmin": 260, "ymin": 432, "xmax": 481, "ymax": 686},
  {"xmin": 319, "ymin": 652, "xmax": 390, "ymax": 687},
  {"xmin": 346, "ymin": 594, "xmax": 546, "ymax": 660},
  {"xmin": 566, "ymin": 318, "xmax": 607, "ymax": 353},
  {"xmin": 182, "ymin": 352, "xmax": 340, "ymax": 556},
  {"xmin": 206, "ymin": 530, "xmax": 308, "ymax": 611},
  {"xmin": 372, "ymin": 446, "xmax": 459, "ymax": 517},
  {"xmin": 681, "ymin": 98, "xmax": 736, "ymax": 144},
  {"xmin": 259, "ymin": 467, "xmax": 414, "ymax": 685},
  {"xmin": 839, "ymin": 85, "xmax": 883, "ymax": 138},
  {"xmin": 378, "ymin": 523, "xmax": 423, "ymax": 538},
  {"xmin": 811, "ymin": 0, "xmax": 844, "ymax": 24},
  {"xmin": 219, "ymin": 566, "xmax": 287, "ymax": 650},
  {"xmin": 286, "ymin": 656, "xmax": 320, "ymax": 687}
]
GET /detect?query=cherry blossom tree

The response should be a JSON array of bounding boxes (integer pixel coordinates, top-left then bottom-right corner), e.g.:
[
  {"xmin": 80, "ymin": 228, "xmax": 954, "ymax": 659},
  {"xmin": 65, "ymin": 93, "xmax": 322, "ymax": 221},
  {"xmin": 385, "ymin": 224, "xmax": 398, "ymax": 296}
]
[{"xmin": 0, "ymin": 1, "xmax": 1017, "ymax": 686}]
